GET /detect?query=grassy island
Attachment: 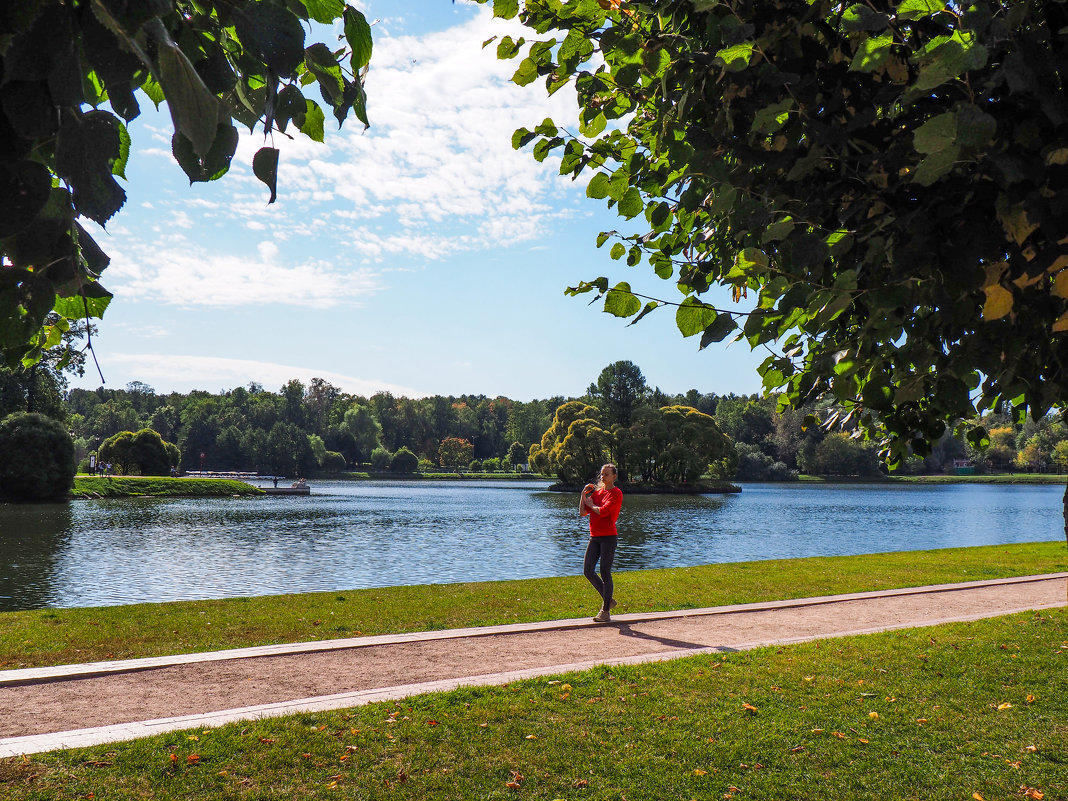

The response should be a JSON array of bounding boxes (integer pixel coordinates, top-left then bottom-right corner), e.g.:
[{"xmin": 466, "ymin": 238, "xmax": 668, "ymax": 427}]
[{"xmin": 70, "ymin": 476, "xmax": 263, "ymax": 500}]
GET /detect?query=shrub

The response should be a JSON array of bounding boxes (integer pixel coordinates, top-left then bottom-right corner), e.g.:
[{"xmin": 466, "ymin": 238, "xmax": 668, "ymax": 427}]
[
  {"xmin": 418, "ymin": 458, "xmax": 435, "ymax": 472},
  {"xmin": 320, "ymin": 451, "xmax": 347, "ymax": 472},
  {"xmin": 370, "ymin": 446, "xmax": 392, "ymax": 471},
  {"xmin": 482, "ymin": 457, "xmax": 501, "ymax": 472},
  {"xmin": 734, "ymin": 442, "xmax": 798, "ymax": 481},
  {"xmin": 389, "ymin": 447, "xmax": 419, "ymax": 473},
  {"xmin": 130, "ymin": 429, "xmax": 172, "ymax": 476},
  {"xmin": 0, "ymin": 412, "xmax": 76, "ymax": 501},
  {"xmin": 468, "ymin": 459, "xmax": 482, "ymax": 472}
]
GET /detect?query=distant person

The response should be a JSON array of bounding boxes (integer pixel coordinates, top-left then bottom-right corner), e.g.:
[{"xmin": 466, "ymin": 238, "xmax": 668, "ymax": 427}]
[
  {"xmin": 579, "ymin": 463, "xmax": 623, "ymax": 623},
  {"xmin": 273, "ymin": 476, "xmax": 279, "ymax": 488}
]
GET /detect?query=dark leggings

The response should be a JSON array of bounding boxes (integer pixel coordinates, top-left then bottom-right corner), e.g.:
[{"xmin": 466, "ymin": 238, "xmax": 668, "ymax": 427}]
[{"xmin": 583, "ymin": 535, "xmax": 617, "ymax": 606}]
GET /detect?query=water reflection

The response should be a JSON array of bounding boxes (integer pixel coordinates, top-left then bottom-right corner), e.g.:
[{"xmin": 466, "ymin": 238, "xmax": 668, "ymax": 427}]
[
  {"xmin": 0, "ymin": 480, "xmax": 1061, "ymax": 611},
  {"xmin": 0, "ymin": 503, "xmax": 73, "ymax": 611}
]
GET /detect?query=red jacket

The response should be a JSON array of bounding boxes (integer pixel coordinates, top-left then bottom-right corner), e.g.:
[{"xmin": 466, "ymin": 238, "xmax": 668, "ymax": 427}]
[{"xmin": 587, "ymin": 486, "xmax": 622, "ymax": 537}]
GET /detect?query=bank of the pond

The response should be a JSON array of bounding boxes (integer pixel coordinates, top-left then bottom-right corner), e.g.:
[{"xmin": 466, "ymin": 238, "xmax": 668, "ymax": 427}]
[
  {"xmin": 70, "ymin": 476, "xmax": 263, "ymax": 500},
  {"xmin": 1, "ymin": 541, "xmax": 1063, "ymax": 670},
  {"xmin": 796, "ymin": 473, "xmax": 1068, "ymax": 485},
  {"xmin": 549, "ymin": 479, "xmax": 741, "ymax": 493}
]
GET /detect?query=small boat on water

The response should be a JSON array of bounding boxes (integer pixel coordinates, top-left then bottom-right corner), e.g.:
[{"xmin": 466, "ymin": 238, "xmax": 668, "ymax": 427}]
[
  {"xmin": 265, "ymin": 485, "xmax": 311, "ymax": 496},
  {"xmin": 265, "ymin": 478, "xmax": 310, "ymax": 496}
]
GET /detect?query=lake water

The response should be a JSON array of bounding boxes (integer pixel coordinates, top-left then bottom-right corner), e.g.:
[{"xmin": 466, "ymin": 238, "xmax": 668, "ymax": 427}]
[{"xmin": 0, "ymin": 480, "xmax": 1062, "ymax": 611}]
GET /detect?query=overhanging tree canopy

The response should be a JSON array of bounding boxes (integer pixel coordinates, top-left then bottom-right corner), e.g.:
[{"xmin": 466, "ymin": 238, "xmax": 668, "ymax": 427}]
[
  {"xmin": 1, "ymin": 0, "xmax": 372, "ymax": 367},
  {"xmin": 487, "ymin": 0, "xmax": 1068, "ymax": 469}
]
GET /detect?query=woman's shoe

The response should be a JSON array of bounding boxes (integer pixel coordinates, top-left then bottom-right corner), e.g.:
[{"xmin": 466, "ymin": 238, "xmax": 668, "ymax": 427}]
[{"xmin": 593, "ymin": 608, "xmax": 611, "ymax": 623}]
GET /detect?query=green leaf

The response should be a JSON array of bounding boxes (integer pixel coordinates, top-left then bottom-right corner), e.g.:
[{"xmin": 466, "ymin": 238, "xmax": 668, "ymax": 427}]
[
  {"xmin": 762, "ymin": 218, "xmax": 794, "ymax": 243},
  {"xmin": 628, "ymin": 300, "xmax": 661, "ymax": 326},
  {"xmin": 53, "ymin": 292, "xmax": 111, "ymax": 321},
  {"xmin": 751, "ymin": 99, "xmax": 792, "ymax": 134},
  {"xmin": 512, "ymin": 57, "xmax": 539, "ymax": 86},
  {"xmin": 157, "ymin": 38, "xmax": 220, "ymax": 158},
  {"xmin": 843, "ymin": 4, "xmax": 889, "ymax": 31},
  {"xmin": 343, "ymin": 7, "xmax": 373, "ymax": 72},
  {"xmin": 912, "ymin": 144, "xmax": 959, "ymax": 185},
  {"xmin": 715, "ymin": 42, "xmax": 754, "ymax": 72},
  {"xmin": 699, "ymin": 313, "xmax": 736, "ymax": 348},
  {"xmin": 493, "ymin": 0, "xmax": 519, "ymax": 19},
  {"xmin": 171, "ymin": 123, "xmax": 239, "ymax": 184},
  {"xmin": 579, "ymin": 111, "xmax": 607, "ymax": 137},
  {"xmin": 300, "ymin": 0, "xmax": 344, "ymax": 24},
  {"xmin": 676, "ymin": 296, "xmax": 716, "ymax": 337},
  {"xmin": 610, "ymin": 243, "xmax": 626, "ymax": 260},
  {"xmin": 913, "ymin": 112, "xmax": 956, "ymax": 154},
  {"xmin": 604, "ymin": 282, "xmax": 641, "ymax": 318},
  {"xmin": 253, "ymin": 146, "xmax": 280, "ymax": 204},
  {"xmin": 299, "ymin": 99, "xmax": 325, "ymax": 142},
  {"xmin": 955, "ymin": 104, "xmax": 996, "ymax": 149},
  {"xmin": 617, "ymin": 187, "xmax": 644, "ymax": 219},
  {"xmin": 895, "ymin": 0, "xmax": 945, "ymax": 21},
  {"xmin": 849, "ymin": 33, "xmax": 893, "ymax": 73},
  {"xmin": 231, "ymin": 2, "xmax": 306, "ymax": 75}
]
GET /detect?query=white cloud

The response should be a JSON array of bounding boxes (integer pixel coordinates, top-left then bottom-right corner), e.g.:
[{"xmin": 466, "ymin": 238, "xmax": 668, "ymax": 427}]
[
  {"xmin": 99, "ymin": 353, "xmax": 425, "ymax": 397},
  {"xmin": 106, "ymin": 237, "xmax": 382, "ymax": 308}
]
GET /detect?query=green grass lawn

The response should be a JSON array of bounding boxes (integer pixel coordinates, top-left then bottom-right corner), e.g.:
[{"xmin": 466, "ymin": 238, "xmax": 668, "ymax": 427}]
[
  {"xmin": 1, "ymin": 599, "xmax": 1064, "ymax": 798},
  {"xmin": 70, "ymin": 476, "xmax": 263, "ymax": 499}
]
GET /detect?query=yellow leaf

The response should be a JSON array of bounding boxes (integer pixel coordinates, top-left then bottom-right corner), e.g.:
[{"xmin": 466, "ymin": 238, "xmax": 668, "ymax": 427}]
[
  {"xmin": 694, "ymin": 768, "xmax": 708, "ymax": 776},
  {"xmin": 997, "ymin": 702, "xmax": 1013, "ymax": 711},
  {"xmin": 1045, "ymin": 148, "xmax": 1068, "ymax": 165},
  {"xmin": 916, "ymin": 718, "xmax": 928, "ymax": 724},
  {"xmin": 1052, "ymin": 271, "xmax": 1068, "ymax": 299},
  {"xmin": 1024, "ymin": 789, "xmax": 1044, "ymax": 800},
  {"xmin": 983, "ymin": 284, "xmax": 1013, "ymax": 320},
  {"xmin": 868, "ymin": 711, "xmax": 879, "ymax": 719},
  {"xmin": 1026, "ymin": 694, "xmax": 1036, "ymax": 703},
  {"xmin": 525, "ymin": 734, "xmax": 537, "ymax": 740},
  {"xmin": 973, "ymin": 793, "xmax": 985, "ymax": 801},
  {"xmin": 858, "ymin": 738, "xmax": 869, "ymax": 744},
  {"xmin": 561, "ymin": 684, "xmax": 572, "ymax": 691},
  {"xmin": 742, "ymin": 702, "xmax": 758, "ymax": 713}
]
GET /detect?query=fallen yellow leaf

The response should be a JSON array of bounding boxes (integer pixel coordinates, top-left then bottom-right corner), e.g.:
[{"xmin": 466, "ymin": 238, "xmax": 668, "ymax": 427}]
[
  {"xmin": 868, "ymin": 711, "xmax": 879, "ymax": 719},
  {"xmin": 525, "ymin": 734, "xmax": 537, "ymax": 740},
  {"xmin": 1023, "ymin": 788, "xmax": 1044, "ymax": 800},
  {"xmin": 1026, "ymin": 694, "xmax": 1036, "ymax": 703},
  {"xmin": 916, "ymin": 718, "xmax": 928, "ymax": 724},
  {"xmin": 973, "ymin": 793, "xmax": 984, "ymax": 801},
  {"xmin": 742, "ymin": 702, "xmax": 758, "ymax": 713},
  {"xmin": 694, "ymin": 768, "xmax": 708, "ymax": 776},
  {"xmin": 997, "ymin": 703, "xmax": 1013, "ymax": 711}
]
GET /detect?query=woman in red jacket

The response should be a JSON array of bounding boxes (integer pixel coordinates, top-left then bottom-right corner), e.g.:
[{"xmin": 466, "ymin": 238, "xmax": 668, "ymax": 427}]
[{"xmin": 579, "ymin": 463, "xmax": 623, "ymax": 623}]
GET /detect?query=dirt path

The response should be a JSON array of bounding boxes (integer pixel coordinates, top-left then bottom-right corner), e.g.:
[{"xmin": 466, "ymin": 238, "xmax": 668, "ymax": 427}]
[{"xmin": 1, "ymin": 576, "xmax": 1064, "ymax": 743}]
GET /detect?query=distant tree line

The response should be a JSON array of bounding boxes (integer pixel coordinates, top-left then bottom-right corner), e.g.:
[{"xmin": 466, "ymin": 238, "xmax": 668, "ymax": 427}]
[{"xmin": 2, "ymin": 356, "xmax": 1067, "ymax": 483}]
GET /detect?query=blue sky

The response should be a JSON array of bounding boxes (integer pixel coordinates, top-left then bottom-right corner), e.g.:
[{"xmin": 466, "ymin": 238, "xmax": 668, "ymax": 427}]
[{"xmin": 72, "ymin": 0, "xmax": 765, "ymax": 402}]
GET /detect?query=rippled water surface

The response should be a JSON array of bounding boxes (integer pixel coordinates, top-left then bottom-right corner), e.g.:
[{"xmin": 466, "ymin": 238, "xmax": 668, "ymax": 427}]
[{"xmin": 0, "ymin": 479, "xmax": 1061, "ymax": 610}]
